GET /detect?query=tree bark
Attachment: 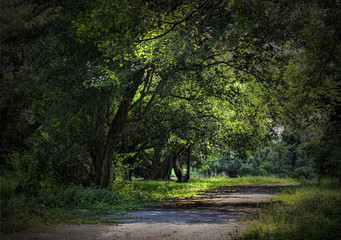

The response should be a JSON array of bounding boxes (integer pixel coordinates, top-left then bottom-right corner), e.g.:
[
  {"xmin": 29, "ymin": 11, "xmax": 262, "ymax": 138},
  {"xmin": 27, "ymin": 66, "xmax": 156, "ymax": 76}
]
[
  {"xmin": 172, "ymin": 147, "xmax": 187, "ymax": 182},
  {"xmin": 185, "ymin": 145, "xmax": 191, "ymax": 182},
  {"xmin": 172, "ymin": 154, "xmax": 184, "ymax": 182},
  {"xmin": 89, "ymin": 105, "xmax": 107, "ymax": 184},
  {"xmin": 151, "ymin": 143, "xmax": 164, "ymax": 179},
  {"xmin": 151, "ymin": 147, "xmax": 187, "ymax": 182},
  {"xmin": 161, "ymin": 154, "xmax": 173, "ymax": 180},
  {"xmin": 122, "ymin": 153, "xmax": 139, "ymax": 181}
]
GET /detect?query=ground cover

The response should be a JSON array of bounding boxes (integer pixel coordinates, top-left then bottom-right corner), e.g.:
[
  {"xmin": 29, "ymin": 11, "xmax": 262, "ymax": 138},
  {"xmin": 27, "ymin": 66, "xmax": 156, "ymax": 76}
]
[
  {"xmin": 237, "ymin": 179, "xmax": 341, "ymax": 240},
  {"xmin": 3, "ymin": 177, "xmax": 339, "ymax": 240},
  {"xmin": 3, "ymin": 183, "xmax": 293, "ymax": 240},
  {"xmin": 1, "ymin": 175, "xmax": 295, "ymax": 234}
]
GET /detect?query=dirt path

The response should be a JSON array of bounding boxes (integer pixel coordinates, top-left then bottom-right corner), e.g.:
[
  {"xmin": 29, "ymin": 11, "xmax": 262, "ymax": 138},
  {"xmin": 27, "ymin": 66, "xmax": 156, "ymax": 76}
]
[{"xmin": 6, "ymin": 183, "xmax": 297, "ymax": 240}]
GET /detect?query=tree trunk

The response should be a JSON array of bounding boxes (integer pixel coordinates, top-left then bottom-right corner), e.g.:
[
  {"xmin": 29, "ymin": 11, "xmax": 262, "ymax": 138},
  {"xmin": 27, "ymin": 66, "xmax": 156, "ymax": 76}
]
[
  {"xmin": 152, "ymin": 147, "xmax": 187, "ymax": 182},
  {"xmin": 159, "ymin": 154, "xmax": 173, "ymax": 180},
  {"xmin": 96, "ymin": 145, "xmax": 116, "ymax": 187},
  {"xmin": 151, "ymin": 143, "xmax": 164, "ymax": 180},
  {"xmin": 122, "ymin": 154, "xmax": 139, "ymax": 181},
  {"xmin": 94, "ymin": 100, "xmax": 132, "ymax": 188},
  {"xmin": 89, "ymin": 105, "xmax": 107, "ymax": 186},
  {"xmin": 172, "ymin": 153, "xmax": 184, "ymax": 183},
  {"xmin": 92, "ymin": 69, "xmax": 145, "ymax": 188},
  {"xmin": 185, "ymin": 145, "xmax": 191, "ymax": 182}
]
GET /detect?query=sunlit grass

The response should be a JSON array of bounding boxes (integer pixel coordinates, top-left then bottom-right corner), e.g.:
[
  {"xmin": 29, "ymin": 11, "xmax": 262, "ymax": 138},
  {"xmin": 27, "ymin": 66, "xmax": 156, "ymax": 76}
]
[
  {"xmin": 133, "ymin": 176, "xmax": 296, "ymax": 201},
  {"xmin": 237, "ymin": 179, "xmax": 341, "ymax": 240}
]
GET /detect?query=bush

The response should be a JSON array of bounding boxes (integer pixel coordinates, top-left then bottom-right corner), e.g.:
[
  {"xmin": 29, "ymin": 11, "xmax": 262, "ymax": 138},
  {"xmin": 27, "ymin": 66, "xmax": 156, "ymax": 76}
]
[
  {"xmin": 15, "ymin": 154, "xmax": 41, "ymax": 196},
  {"xmin": 0, "ymin": 194, "xmax": 49, "ymax": 234},
  {"xmin": 293, "ymin": 167, "xmax": 315, "ymax": 179},
  {"xmin": 37, "ymin": 184, "xmax": 121, "ymax": 210}
]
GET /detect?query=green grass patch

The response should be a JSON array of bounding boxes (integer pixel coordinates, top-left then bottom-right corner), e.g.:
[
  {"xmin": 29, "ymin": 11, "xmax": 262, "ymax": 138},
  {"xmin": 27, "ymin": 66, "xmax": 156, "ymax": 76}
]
[
  {"xmin": 237, "ymin": 179, "xmax": 341, "ymax": 240},
  {"xmin": 133, "ymin": 176, "xmax": 296, "ymax": 200},
  {"xmin": 1, "ymin": 175, "xmax": 296, "ymax": 234}
]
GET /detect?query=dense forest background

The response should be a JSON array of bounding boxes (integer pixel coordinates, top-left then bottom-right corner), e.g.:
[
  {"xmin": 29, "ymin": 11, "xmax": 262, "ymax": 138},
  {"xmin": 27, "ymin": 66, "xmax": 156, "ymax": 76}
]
[{"xmin": 1, "ymin": 0, "xmax": 340, "ymax": 192}]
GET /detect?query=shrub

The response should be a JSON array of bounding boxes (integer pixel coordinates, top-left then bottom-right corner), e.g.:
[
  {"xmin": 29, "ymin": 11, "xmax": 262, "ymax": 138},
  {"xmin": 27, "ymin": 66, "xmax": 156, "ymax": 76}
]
[
  {"xmin": 1, "ymin": 195, "xmax": 48, "ymax": 234},
  {"xmin": 37, "ymin": 184, "xmax": 121, "ymax": 210}
]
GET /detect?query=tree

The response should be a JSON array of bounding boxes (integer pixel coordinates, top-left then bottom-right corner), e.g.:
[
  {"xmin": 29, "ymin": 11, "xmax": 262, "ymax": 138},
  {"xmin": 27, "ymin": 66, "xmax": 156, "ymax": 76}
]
[
  {"xmin": 71, "ymin": 0, "xmax": 299, "ymax": 187},
  {"xmin": 0, "ymin": 0, "xmax": 56, "ymax": 166},
  {"xmin": 4, "ymin": 0, "xmax": 338, "ymax": 188},
  {"xmin": 278, "ymin": 0, "xmax": 341, "ymax": 179}
]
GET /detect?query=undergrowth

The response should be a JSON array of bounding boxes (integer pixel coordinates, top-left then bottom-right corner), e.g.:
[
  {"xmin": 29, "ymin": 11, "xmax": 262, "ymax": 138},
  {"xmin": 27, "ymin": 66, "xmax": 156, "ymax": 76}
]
[
  {"xmin": 1, "ymin": 175, "xmax": 295, "ymax": 234},
  {"xmin": 237, "ymin": 179, "xmax": 341, "ymax": 240}
]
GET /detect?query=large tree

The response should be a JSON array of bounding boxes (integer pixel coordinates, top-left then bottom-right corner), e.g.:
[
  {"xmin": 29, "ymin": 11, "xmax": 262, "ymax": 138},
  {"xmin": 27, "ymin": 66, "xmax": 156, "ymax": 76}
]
[{"xmin": 70, "ymin": 0, "xmax": 302, "ymax": 187}]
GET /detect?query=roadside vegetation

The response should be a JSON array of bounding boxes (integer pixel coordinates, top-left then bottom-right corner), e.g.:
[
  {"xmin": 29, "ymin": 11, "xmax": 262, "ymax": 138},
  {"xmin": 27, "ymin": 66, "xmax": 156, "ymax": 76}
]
[
  {"xmin": 237, "ymin": 179, "xmax": 341, "ymax": 240},
  {"xmin": 1, "ymin": 172, "xmax": 295, "ymax": 234}
]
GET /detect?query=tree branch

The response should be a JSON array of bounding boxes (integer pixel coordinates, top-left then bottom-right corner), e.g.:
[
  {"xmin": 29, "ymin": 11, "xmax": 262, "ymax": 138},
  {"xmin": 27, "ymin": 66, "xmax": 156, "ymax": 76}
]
[{"xmin": 136, "ymin": 0, "xmax": 210, "ymax": 43}]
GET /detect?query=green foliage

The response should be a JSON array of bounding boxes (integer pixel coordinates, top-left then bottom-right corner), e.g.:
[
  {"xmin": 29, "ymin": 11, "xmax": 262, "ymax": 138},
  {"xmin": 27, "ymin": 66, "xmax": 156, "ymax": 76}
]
[
  {"xmin": 308, "ymin": 122, "xmax": 341, "ymax": 179},
  {"xmin": 0, "ymin": 0, "xmax": 61, "ymax": 168},
  {"xmin": 1, "ymin": 195, "xmax": 50, "ymax": 234},
  {"xmin": 1, "ymin": 0, "xmax": 339, "ymax": 190},
  {"xmin": 201, "ymin": 127, "xmax": 316, "ymax": 179},
  {"xmin": 15, "ymin": 154, "xmax": 40, "ymax": 196},
  {"xmin": 1, "ymin": 174, "xmax": 296, "ymax": 234},
  {"xmin": 37, "ymin": 184, "xmax": 120, "ymax": 210},
  {"xmin": 238, "ymin": 180, "xmax": 341, "ymax": 240},
  {"xmin": 0, "ymin": 171, "xmax": 66, "ymax": 234}
]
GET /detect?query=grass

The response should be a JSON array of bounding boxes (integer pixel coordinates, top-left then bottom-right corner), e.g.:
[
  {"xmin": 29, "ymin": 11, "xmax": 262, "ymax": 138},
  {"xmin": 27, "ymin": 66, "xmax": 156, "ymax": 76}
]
[
  {"xmin": 133, "ymin": 176, "xmax": 296, "ymax": 200},
  {"xmin": 0, "ymin": 175, "xmax": 296, "ymax": 234},
  {"xmin": 236, "ymin": 179, "xmax": 341, "ymax": 240},
  {"xmin": 3, "ymin": 173, "xmax": 340, "ymax": 239}
]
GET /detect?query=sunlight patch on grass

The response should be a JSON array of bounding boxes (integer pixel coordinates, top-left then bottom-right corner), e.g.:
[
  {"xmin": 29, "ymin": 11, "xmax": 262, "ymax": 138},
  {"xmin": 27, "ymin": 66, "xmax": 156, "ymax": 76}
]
[
  {"xmin": 238, "ymin": 179, "xmax": 341, "ymax": 240},
  {"xmin": 132, "ymin": 176, "xmax": 296, "ymax": 201}
]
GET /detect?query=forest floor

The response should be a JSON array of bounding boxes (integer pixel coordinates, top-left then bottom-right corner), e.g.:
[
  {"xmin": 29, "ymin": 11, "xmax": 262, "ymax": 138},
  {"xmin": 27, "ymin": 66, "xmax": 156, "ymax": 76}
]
[{"xmin": 5, "ymin": 183, "xmax": 298, "ymax": 240}]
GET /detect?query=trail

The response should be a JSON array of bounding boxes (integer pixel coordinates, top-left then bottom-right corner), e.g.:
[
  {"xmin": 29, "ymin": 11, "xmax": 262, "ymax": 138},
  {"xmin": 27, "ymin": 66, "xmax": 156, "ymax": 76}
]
[{"xmin": 6, "ymin": 183, "xmax": 297, "ymax": 240}]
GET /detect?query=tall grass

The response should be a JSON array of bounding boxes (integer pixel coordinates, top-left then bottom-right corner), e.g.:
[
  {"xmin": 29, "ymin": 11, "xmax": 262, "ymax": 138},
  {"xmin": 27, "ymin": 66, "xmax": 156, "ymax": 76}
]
[{"xmin": 237, "ymin": 179, "xmax": 341, "ymax": 240}]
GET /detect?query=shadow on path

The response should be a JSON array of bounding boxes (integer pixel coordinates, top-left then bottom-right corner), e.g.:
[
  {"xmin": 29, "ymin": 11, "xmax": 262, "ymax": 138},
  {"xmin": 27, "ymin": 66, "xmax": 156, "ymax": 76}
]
[
  {"xmin": 5, "ymin": 183, "xmax": 299, "ymax": 240},
  {"xmin": 119, "ymin": 183, "xmax": 298, "ymax": 225}
]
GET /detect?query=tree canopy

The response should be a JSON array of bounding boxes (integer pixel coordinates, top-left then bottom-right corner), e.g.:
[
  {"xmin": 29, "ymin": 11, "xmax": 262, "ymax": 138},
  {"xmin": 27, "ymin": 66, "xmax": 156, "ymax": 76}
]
[{"xmin": 1, "ymin": 0, "xmax": 340, "ymax": 188}]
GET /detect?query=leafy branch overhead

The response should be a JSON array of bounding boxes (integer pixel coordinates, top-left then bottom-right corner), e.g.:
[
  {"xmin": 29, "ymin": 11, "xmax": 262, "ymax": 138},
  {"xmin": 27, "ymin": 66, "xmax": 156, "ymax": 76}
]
[{"xmin": 1, "ymin": 0, "xmax": 340, "ymax": 188}]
